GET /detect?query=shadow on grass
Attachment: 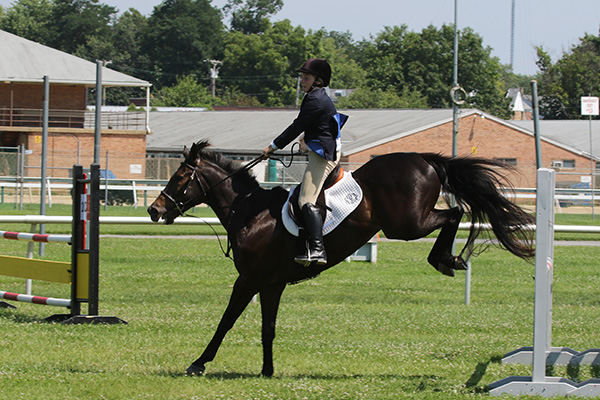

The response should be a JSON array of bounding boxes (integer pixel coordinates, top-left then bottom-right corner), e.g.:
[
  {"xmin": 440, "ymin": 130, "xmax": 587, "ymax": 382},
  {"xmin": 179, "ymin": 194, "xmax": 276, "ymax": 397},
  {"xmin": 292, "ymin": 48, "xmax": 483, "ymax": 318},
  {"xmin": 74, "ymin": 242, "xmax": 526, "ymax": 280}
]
[
  {"xmin": 464, "ymin": 354, "xmax": 504, "ymax": 393},
  {"xmin": 163, "ymin": 369, "xmax": 438, "ymax": 386},
  {"xmin": 157, "ymin": 370, "xmax": 263, "ymax": 379},
  {"xmin": 0, "ymin": 309, "xmax": 48, "ymax": 324}
]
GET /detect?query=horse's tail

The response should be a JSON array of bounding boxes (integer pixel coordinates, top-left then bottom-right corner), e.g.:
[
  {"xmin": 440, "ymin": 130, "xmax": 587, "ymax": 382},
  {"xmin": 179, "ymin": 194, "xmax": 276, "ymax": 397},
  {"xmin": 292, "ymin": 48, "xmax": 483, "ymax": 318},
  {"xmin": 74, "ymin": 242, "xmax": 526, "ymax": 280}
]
[{"xmin": 423, "ymin": 153, "xmax": 535, "ymax": 260}]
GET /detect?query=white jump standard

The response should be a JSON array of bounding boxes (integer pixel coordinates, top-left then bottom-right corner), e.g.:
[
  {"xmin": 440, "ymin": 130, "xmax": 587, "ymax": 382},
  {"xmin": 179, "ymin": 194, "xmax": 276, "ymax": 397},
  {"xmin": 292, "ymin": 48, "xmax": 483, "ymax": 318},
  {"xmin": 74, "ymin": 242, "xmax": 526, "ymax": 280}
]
[{"xmin": 489, "ymin": 168, "xmax": 600, "ymax": 397}]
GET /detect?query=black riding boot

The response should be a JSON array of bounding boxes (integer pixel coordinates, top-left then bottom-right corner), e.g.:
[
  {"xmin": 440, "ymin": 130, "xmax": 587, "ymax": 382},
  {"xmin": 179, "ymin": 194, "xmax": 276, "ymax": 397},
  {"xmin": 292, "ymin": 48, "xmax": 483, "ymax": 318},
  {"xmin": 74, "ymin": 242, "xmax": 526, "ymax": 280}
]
[{"xmin": 294, "ymin": 203, "xmax": 327, "ymax": 266}]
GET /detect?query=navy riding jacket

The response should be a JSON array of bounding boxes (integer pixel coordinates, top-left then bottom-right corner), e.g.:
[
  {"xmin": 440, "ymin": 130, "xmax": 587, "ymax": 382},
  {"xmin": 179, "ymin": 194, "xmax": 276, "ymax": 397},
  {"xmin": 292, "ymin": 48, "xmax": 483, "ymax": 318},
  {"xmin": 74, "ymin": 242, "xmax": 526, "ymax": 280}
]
[{"xmin": 273, "ymin": 88, "xmax": 341, "ymax": 161}]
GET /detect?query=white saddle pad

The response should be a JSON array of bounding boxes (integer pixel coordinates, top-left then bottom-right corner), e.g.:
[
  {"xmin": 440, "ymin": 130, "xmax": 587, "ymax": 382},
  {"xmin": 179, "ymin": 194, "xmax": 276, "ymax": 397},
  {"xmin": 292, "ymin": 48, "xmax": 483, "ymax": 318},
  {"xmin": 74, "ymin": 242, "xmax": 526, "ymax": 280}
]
[{"xmin": 282, "ymin": 170, "xmax": 363, "ymax": 237}]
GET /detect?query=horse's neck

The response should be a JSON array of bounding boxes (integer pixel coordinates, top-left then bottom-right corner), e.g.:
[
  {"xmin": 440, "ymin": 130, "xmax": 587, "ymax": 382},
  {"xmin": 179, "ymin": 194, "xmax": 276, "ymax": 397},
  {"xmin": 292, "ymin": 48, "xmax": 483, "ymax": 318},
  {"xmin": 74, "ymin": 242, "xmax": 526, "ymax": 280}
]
[{"xmin": 203, "ymin": 174, "xmax": 251, "ymax": 230}]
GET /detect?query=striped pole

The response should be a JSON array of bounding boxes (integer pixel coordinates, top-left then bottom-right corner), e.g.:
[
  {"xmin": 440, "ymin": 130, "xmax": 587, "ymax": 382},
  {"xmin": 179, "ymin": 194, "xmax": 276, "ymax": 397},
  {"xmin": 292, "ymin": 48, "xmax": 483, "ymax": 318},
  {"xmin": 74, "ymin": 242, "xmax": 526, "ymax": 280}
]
[
  {"xmin": 0, "ymin": 230, "xmax": 71, "ymax": 244},
  {"xmin": 0, "ymin": 290, "xmax": 71, "ymax": 308}
]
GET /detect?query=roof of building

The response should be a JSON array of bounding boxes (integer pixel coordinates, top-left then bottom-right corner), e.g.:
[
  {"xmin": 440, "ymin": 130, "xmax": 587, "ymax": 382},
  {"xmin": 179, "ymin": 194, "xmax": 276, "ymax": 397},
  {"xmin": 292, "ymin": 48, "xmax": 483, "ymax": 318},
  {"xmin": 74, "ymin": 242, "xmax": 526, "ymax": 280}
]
[
  {"xmin": 147, "ymin": 107, "xmax": 600, "ymax": 160},
  {"xmin": 0, "ymin": 30, "xmax": 150, "ymax": 87},
  {"xmin": 510, "ymin": 119, "xmax": 600, "ymax": 159},
  {"xmin": 147, "ymin": 108, "xmax": 478, "ymax": 154}
]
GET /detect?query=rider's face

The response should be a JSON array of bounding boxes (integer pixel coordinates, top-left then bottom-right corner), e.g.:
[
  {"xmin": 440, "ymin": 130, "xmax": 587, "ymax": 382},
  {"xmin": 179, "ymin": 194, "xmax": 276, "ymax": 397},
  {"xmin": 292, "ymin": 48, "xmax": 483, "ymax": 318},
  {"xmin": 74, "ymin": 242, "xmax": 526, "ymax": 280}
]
[{"xmin": 300, "ymin": 73, "xmax": 316, "ymax": 93}]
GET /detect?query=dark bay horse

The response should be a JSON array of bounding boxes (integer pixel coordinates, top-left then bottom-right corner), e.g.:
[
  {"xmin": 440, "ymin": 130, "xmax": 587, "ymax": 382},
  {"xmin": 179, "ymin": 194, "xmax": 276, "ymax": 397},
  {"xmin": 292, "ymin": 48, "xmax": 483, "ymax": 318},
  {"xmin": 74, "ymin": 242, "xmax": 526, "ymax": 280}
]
[{"xmin": 148, "ymin": 140, "xmax": 534, "ymax": 377}]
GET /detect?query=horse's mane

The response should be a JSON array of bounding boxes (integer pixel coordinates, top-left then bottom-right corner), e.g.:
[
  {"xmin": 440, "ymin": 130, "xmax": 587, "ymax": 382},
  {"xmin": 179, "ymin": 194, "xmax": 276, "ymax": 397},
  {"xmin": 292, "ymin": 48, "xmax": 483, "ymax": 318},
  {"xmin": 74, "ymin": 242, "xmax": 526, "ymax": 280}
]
[{"xmin": 187, "ymin": 140, "xmax": 260, "ymax": 188}]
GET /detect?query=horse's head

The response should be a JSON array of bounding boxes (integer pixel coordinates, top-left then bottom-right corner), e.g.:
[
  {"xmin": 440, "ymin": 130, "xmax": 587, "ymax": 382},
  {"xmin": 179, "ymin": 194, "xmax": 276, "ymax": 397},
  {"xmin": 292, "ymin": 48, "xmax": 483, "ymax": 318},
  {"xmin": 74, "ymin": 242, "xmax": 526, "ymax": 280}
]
[{"xmin": 148, "ymin": 141, "xmax": 210, "ymax": 224}]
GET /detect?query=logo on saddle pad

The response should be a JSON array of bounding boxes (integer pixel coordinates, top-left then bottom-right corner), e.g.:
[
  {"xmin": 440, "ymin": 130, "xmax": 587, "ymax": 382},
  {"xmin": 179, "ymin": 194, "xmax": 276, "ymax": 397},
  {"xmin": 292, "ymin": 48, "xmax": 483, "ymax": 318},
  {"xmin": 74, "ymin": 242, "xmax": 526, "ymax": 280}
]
[{"xmin": 282, "ymin": 170, "xmax": 363, "ymax": 237}]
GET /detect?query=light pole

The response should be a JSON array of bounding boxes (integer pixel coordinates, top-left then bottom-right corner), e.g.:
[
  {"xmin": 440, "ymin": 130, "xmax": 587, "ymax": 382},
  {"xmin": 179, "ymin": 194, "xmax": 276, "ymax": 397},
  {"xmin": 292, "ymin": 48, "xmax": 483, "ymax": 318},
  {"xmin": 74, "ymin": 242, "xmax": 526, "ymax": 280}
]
[{"xmin": 206, "ymin": 59, "xmax": 222, "ymax": 98}]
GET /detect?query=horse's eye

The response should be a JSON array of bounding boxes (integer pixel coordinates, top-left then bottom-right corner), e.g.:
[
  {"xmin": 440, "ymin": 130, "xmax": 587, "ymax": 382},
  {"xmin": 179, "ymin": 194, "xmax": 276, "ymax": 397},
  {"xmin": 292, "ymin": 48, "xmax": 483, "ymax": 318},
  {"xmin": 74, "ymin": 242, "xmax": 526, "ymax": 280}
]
[{"xmin": 173, "ymin": 175, "xmax": 184, "ymax": 183}]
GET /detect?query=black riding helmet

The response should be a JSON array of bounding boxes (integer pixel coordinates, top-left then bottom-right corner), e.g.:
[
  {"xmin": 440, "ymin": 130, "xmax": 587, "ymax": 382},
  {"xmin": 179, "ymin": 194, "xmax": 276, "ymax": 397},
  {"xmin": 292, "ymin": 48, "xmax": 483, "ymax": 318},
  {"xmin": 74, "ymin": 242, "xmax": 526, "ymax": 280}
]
[{"xmin": 298, "ymin": 58, "xmax": 331, "ymax": 87}]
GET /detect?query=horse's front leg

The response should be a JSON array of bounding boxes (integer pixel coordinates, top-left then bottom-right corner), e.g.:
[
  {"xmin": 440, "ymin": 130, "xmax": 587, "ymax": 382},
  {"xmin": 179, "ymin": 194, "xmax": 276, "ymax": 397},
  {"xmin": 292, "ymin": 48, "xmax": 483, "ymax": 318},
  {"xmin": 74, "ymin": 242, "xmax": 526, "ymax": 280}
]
[
  {"xmin": 186, "ymin": 276, "xmax": 257, "ymax": 375},
  {"xmin": 259, "ymin": 283, "xmax": 286, "ymax": 377}
]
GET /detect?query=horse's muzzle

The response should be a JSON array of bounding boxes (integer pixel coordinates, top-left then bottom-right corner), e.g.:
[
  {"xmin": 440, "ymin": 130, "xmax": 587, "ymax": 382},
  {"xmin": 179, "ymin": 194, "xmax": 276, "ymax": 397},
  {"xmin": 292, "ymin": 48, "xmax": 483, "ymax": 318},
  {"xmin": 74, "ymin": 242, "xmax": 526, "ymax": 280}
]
[
  {"xmin": 148, "ymin": 204, "xmax": 179, "ymax": 225},
  {"xmin": 147, "ymin": 205, "xmax": 162, "ymax": 222}
]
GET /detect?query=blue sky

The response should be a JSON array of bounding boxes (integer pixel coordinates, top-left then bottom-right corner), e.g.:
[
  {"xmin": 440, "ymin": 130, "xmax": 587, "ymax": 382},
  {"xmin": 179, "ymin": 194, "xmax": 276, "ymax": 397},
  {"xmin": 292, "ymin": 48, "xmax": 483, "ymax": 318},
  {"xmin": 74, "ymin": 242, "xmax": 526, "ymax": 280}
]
[{"xmin": 1, "ymin": 0, "xmax": 599, "ymax": 75}]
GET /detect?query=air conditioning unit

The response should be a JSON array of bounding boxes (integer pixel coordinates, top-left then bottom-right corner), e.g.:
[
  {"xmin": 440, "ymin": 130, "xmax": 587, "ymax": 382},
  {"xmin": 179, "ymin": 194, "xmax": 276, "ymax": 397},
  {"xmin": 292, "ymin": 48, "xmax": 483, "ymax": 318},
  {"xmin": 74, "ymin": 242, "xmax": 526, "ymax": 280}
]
[{"xmin": 551, "ymin": 160, "xmax": 563, "ymax": 168}]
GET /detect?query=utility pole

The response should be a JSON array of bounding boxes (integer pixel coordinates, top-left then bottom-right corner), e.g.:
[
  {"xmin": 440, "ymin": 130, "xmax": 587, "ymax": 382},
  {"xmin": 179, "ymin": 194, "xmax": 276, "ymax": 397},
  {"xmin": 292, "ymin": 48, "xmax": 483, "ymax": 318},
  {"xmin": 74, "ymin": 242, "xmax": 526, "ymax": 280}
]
[
  {"xmin": 101, "ymin": 60, "xmax": 112, "ymax": 106},
  {"xmin": 452, "ymin": 0, "xmax": 459, "ymax": 158},
  {"xmin": 206, "ymin": 59, "xmax": 222, "ymax": 98},
  {"xmin": 510, "ymin": 0, "xmax": 516, "ymax": 70}
]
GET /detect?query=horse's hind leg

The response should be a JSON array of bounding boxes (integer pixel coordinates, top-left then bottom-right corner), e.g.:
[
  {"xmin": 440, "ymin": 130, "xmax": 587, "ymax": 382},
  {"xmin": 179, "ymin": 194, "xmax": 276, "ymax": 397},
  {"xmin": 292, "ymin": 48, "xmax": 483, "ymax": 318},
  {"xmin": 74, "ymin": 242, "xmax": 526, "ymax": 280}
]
[
  {"xmin": 187, "ymin": 276, "xmax": 257, "ymax": 375},
  {"xmin": 259, "ymin": 283, "xmax": 286, "ymax": 377},
  {"xmin": 426, "ymin": 206, "xmax": 467, "ymax": 277}
]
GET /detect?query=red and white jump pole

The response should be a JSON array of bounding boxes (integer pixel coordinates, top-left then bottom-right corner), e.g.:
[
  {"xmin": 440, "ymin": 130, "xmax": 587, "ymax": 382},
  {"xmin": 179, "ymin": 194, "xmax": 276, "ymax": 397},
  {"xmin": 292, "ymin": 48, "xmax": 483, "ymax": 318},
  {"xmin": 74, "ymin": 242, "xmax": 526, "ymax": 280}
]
[
  {"xmin": 0, "ymin": 291, "xmax": 71, "ymax": 308},
  {"xmin": 0, "ymin": 230, "xmax": 71, "ymax": 244}
]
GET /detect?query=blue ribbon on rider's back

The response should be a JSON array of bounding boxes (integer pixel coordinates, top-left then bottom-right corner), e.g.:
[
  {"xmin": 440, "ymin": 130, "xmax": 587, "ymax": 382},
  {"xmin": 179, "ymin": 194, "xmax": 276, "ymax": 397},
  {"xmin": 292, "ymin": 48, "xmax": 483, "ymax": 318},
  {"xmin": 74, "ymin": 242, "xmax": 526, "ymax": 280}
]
[
  {"xmin": 306, "ymin": 113, "xmax": 349, "ymax": 157},
  {"xmin": 334, "ymin": 113, "xmax": 349, "ymax": 136}
]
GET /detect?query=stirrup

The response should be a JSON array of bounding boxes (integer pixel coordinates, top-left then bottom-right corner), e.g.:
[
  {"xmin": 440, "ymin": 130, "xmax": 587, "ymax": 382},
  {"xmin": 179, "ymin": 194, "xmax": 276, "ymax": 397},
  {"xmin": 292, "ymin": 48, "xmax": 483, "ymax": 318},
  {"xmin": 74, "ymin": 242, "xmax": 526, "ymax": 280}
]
[{"xmin": 294, "ymin": 253, "xmax": 327, "ymax": 267}]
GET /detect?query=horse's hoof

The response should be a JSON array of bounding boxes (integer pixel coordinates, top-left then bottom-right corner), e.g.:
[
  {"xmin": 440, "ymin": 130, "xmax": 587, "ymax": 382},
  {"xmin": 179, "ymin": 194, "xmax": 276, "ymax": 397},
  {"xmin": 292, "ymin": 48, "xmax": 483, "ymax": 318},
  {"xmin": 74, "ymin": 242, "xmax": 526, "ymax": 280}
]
[
  {"xmin": 185, "ymin": 363, "xmax": 205, "ymax": 376},
  {"xmin": 454, "ymin": 256, "xmax": 468, "ymax": 270},
  {"xmin": 261, "ymin": 367, "xmax": 274, "ymax": 377}
]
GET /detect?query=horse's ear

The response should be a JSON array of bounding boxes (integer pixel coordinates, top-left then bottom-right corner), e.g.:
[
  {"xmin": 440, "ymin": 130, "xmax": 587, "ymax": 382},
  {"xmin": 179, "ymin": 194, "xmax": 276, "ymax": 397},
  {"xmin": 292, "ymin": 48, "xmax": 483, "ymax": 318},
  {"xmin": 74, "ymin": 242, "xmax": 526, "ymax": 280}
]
[{"xmin": 183, "ymin": 146, "xmax": 190, "ymax": 158}]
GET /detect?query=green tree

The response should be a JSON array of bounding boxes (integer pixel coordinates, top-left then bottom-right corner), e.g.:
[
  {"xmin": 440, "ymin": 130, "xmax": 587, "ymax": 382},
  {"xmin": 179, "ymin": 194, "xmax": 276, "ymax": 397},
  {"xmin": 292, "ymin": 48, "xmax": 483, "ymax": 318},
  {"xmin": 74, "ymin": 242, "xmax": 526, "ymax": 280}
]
[
  {"xmin": 216, "ymin": 86, "xmax": 262, "ymax": 107},
  {"xmin": 224, "ymin": 0, "xmax": 283, "ymax": 34},
  {"xmin": 357, "ymin": 24, "xmax": 509, "ymax": 116},
  {"xmin": 152, "ymin": 75, "xmax": 213, "ymax": 107},
  {"xmin": 108, "ymin": 9, "xmax": 150, "ymax": 80},
  {"xmin": 320, "ymin": 34, "xmax": 366, "ymax": 89},
  {"xmin": 220, "ymin": 20, "xmax": 324, "ymax": 106},
  {"xmin": 536, "ymin": 34, "xmax": 600, "ymax": 119},
  {"xmin": 0, "ymin": 0, "xmax": 54, "ymax": 44},
  {"xmin": 98, "ymin": 9, "xmax": 152, "ymax": 105},
  {"xmin": 46, "ymin": 0, "xmax": 116, "ymax": 55},
  {"xmin": 141, "ymin": 0, "xmax": 224, "ymax": 88}
]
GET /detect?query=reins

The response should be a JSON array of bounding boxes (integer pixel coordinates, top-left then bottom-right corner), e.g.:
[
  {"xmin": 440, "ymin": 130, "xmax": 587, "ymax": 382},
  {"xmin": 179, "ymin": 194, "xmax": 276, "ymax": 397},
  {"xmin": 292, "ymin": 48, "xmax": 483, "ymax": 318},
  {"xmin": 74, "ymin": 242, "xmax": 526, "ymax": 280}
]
[{"xmin": 162, "ymin": 143, "xmax": 302, "ymax": 261}]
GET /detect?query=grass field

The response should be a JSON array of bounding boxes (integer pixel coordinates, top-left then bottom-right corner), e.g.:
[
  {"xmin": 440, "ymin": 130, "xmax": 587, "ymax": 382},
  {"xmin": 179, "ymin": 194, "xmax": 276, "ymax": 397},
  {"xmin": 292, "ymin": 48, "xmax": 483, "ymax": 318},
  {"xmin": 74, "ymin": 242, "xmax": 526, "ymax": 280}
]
[{"xmin": 0, "ymin": 204, "xmax": 600, "ymax": 399}]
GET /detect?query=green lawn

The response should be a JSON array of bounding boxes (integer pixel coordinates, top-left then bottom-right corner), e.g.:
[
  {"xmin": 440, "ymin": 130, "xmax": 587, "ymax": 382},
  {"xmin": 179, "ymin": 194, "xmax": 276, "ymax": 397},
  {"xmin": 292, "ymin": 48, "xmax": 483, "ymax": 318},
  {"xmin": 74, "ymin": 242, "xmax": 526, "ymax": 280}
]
[{"xmin": 0, "ymin": 231, "xmax": 599, "ymax": 399}]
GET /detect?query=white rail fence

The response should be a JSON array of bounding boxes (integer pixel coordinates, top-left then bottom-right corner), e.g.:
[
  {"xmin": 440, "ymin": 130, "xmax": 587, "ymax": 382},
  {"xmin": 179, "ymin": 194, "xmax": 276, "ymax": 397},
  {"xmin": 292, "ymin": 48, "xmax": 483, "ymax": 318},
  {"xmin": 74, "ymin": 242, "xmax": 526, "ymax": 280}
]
[
  {"xmin": 1, "ymin": 215, "xmax": 600, "ymax": 234},
  {"xmin": 2, "ymin": 179, "xmax": 599, "ymax": 212}
]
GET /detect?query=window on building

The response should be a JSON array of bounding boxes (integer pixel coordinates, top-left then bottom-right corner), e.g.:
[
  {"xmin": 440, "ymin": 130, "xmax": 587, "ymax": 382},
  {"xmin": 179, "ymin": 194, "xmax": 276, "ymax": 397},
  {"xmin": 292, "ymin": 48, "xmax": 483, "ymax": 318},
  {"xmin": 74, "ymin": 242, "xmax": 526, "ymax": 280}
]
[
  {"xmin": 551, "ymin": 159, "xmax": 575, "ymax": 169},
  {"xmin": 494, "ymin": 158, "xmax": 517, "ymax": 166}
]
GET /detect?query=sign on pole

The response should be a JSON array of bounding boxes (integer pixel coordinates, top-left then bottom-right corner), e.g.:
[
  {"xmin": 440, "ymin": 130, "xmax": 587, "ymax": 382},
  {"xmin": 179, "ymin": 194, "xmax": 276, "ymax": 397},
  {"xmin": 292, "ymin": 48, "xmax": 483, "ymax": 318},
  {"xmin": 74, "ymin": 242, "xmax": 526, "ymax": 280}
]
[
  {"xmin": 581, "ymin": 96, "xmax": 599, "ymax": 116},
  {"xmin": 582, "ymin": 96, "xmax": 598, "ymax": 219}
]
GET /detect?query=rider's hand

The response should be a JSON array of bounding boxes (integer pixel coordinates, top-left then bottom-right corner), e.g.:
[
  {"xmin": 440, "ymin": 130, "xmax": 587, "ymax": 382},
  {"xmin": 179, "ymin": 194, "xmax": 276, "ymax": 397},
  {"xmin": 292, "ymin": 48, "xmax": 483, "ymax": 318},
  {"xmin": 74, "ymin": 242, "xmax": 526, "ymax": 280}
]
[
  {"xmin": 299, "ymin": 138, "xmax": 308, "ymax": 153},
  {"xmin": 262, "ymin": 145, "xmax": 275, "ymax": 159}
]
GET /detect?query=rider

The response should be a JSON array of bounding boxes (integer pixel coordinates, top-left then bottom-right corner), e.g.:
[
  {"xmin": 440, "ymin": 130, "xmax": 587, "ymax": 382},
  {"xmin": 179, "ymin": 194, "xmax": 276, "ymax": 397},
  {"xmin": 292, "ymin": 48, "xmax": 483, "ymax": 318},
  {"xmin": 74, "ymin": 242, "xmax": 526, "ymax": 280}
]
[{"xmin": 263, "ymin": 58, "xmax": 343, "ymax": 267}]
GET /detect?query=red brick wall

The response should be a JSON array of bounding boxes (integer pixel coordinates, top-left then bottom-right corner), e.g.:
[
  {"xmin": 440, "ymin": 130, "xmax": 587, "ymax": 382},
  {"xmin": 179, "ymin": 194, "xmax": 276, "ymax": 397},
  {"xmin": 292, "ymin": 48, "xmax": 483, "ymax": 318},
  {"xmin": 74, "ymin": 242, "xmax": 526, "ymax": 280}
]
[
  {"xmin": 25, "ymin": 131, "xmax": 146, "ymax": 179},
  {"xmin": 0, "ymin": 83, "xmax": 86, "ymax": 110},
  {"xmin": 343, "ymin": 116, "xmax": 591, "ymax": 188},
  {"xmin": 1, "ymin": 82, "xmax": 149, "ymax": 180}
]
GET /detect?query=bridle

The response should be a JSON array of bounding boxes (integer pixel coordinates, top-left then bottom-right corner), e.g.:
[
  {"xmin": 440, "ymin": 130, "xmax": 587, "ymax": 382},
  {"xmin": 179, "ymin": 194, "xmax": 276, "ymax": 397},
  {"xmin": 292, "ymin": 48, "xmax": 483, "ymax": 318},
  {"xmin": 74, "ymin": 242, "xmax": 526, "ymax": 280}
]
[
  {"xmin": 160, "ymin": 161, "xmax": 208, "ymax": 218},
  {"xmin": 159, "ymin": 145, "xmax": 301, "ymax": 260}
]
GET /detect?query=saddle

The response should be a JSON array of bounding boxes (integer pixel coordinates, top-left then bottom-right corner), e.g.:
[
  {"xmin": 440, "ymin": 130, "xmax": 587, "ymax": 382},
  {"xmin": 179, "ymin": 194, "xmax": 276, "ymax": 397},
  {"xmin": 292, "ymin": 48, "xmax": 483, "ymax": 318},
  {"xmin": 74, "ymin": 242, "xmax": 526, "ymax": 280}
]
[
  {"xmin": 286, "ymin": 163, "xmax": 344, "ymax": 228},
  {"xmin": 283, "ymin": 163, "xmax": 364, "ymax": 242}
]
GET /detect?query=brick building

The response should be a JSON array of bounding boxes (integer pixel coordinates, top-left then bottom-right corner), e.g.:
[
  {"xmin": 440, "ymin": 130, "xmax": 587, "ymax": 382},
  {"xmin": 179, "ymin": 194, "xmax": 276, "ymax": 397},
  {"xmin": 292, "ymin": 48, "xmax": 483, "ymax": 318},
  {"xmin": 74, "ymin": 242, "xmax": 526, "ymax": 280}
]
[
  {"xmin": 0, "ymin": 30, "xmax": 151, "ymax": 179},
  {"xmin": 147, "ymin": 108, "xmax": 599, "ymax": 188}
]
